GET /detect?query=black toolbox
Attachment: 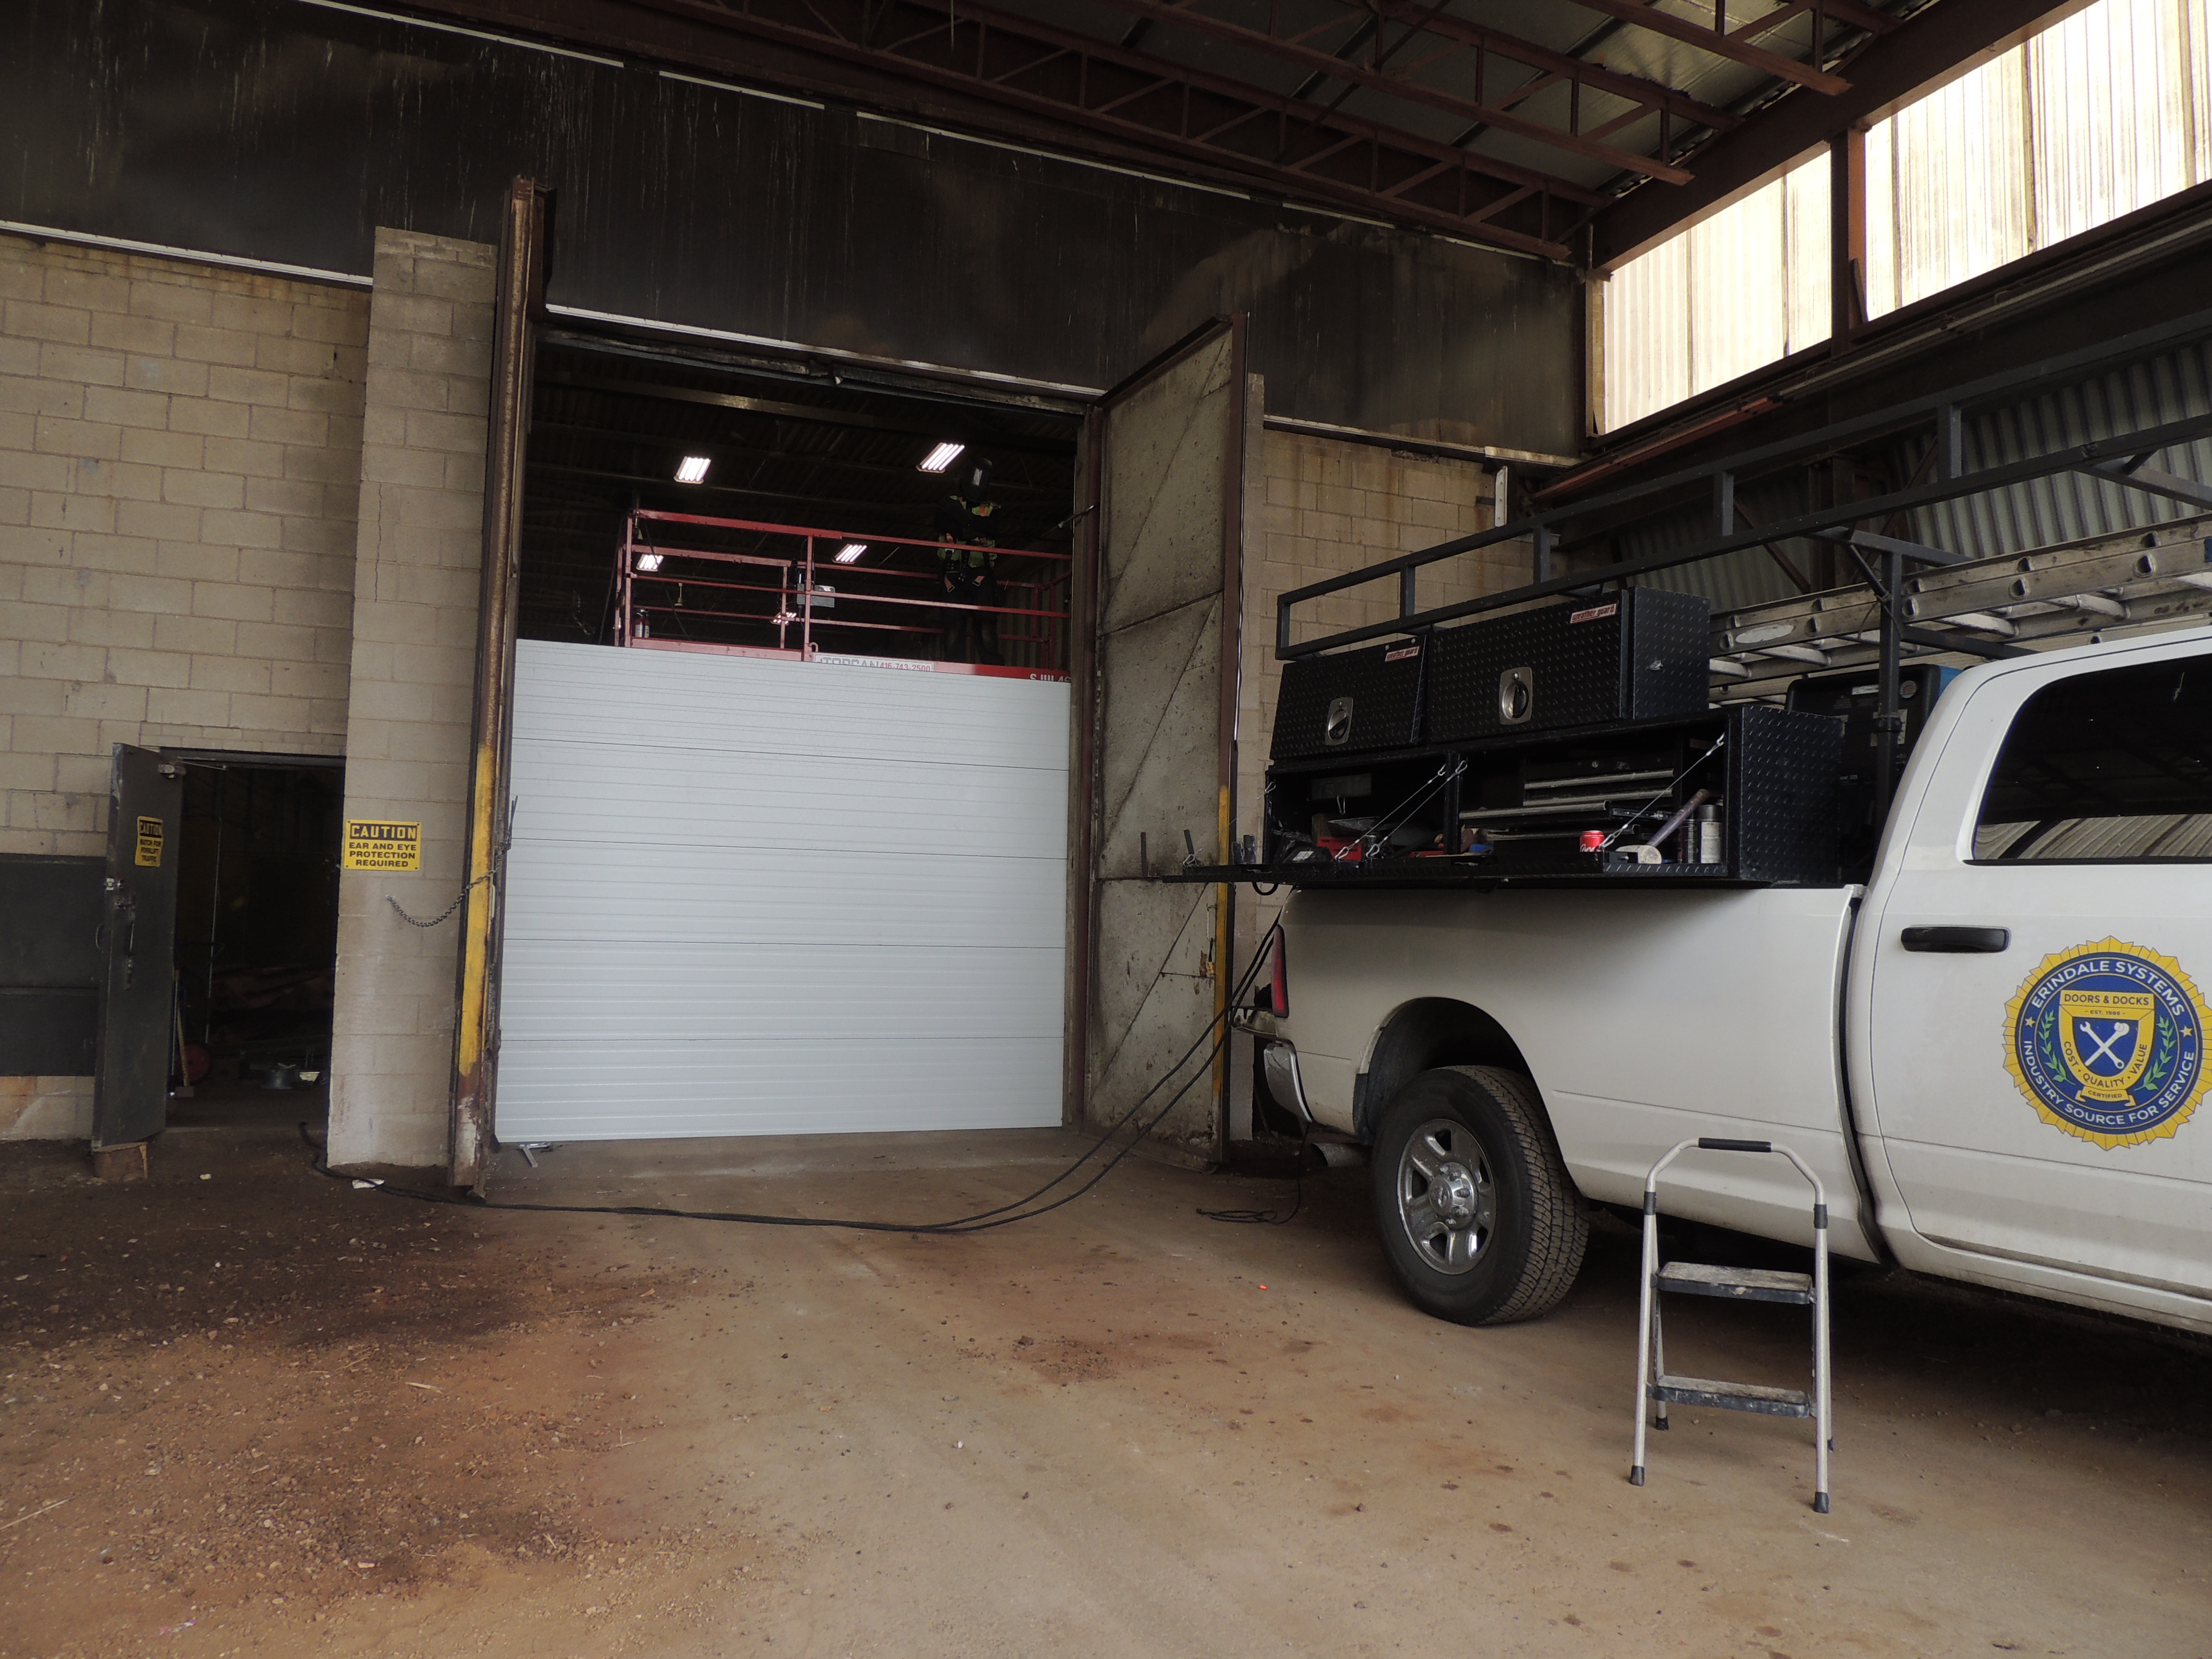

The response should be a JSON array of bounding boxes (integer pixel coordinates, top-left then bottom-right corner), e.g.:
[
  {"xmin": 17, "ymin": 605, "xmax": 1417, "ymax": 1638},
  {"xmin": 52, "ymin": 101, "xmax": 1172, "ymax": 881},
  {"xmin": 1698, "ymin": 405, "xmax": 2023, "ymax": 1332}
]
[
  {"xmin": 1785, "ymin": 663, "xmax": 1959, "ymax": 878},
  {"xmin": 1271, "ymin": 636, "xmax": 1428, "ymax": 761},
  {"xmin": 1423, "ymin": 588, "xmax": 1710, "ymax": 743}
]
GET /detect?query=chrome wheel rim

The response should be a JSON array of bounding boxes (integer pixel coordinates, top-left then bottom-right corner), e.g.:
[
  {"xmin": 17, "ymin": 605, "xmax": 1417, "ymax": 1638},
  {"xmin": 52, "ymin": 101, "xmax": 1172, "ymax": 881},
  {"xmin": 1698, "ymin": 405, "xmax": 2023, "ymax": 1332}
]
[{"xmin": 1396, "ymin": 1117, "xmax": 1495, "ymax": 1275}]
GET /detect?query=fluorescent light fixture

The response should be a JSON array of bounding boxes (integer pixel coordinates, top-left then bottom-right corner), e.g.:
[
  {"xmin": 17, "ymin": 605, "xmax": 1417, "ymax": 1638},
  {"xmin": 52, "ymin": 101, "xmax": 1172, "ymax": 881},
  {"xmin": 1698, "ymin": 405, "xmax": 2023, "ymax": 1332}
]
[
  {"xmin": 918, "ymin": 441, "xmax": 964, "ymax": 473},
  {"xmin": 635, "ymin": 552, "xmax": 663, "ymax": 572},
  {"xmin": 674, "ymin": 455, "xmax": 711, "ymax": 483},
  {"xmin": 834, "ymin": 542, "xmax": 867, "ymax": 564}
]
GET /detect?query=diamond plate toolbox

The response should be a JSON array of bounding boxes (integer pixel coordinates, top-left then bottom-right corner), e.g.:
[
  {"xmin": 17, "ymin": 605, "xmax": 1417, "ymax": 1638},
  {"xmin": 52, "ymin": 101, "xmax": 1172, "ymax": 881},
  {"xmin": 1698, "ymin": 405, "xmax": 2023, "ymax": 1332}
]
[
  {"xmin": 1271, "ymin": 636, "xmax": 1428, "ymax": 760},
  {"xmin": 1727, "ymin": 704, "xmax": 1845, "ymax": 883},
  {"xmin": 1424, "ymin": 589, "xmax": 1710, "ymax": 743}
]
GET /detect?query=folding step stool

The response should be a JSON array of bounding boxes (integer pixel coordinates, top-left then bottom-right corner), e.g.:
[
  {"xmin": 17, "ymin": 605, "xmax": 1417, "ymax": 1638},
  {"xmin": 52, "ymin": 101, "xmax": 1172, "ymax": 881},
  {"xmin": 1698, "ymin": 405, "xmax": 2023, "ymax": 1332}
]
[{"xmin": 1630, "ymin": 1137, "xmax": 1833, "ymax": 1514}]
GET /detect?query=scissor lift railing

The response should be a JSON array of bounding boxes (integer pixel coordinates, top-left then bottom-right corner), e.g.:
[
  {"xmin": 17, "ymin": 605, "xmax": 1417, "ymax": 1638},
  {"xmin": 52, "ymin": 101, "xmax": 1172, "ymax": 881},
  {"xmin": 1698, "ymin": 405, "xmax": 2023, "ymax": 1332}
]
[{"xmin": 615, "ymin": 509, "xmax": 1072, "ymax": 676}]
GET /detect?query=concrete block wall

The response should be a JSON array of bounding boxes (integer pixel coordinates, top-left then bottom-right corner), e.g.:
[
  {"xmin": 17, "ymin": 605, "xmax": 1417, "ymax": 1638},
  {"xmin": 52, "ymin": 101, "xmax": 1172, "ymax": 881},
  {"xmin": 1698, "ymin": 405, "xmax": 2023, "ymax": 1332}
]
[
  {"xmin": 0, "ymin": 232, "xmax": 369, "ymax": 1139},
  {"xmin": 1234, "ymin": 429, "xmax": 1533, "ymax": 950},
  {"xmin": 325, "ymin": 229, "xmax": 494, "ymax": 1175}
]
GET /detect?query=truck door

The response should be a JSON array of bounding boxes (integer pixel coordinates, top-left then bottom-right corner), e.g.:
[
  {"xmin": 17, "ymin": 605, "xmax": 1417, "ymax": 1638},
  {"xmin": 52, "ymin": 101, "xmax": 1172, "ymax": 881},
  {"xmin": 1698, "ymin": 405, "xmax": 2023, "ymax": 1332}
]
[{"xmin": 1863, "ymin": 640, "xmax": 2212, "ymax": 1298}]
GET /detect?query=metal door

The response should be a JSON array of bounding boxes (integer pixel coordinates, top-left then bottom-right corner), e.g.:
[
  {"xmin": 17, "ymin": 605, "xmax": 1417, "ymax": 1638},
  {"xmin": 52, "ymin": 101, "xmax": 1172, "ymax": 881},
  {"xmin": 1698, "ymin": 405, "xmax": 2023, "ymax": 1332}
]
[
  {"xmin": 1861, "ymin": 638, "xmax": 2212, "ymax": 1300},
  {"xmin": 498, "ymin": 642, "xmax": 1069, "ymax": 1140},
  {"xmin": 1076, "ymin": 317, "xmax": 1250, "ymax": 1166},
  {"xmin": 93, "ymin": 745, "xmax": 184, "ymax": 1148}
]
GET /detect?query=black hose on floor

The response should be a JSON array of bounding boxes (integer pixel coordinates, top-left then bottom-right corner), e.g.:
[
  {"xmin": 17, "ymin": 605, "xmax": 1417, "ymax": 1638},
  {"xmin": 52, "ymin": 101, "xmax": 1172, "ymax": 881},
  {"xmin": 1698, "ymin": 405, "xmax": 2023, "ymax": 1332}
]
[{"xmin": 302, "ymin": 923, "xmax": 1287, "ymax": 1236}]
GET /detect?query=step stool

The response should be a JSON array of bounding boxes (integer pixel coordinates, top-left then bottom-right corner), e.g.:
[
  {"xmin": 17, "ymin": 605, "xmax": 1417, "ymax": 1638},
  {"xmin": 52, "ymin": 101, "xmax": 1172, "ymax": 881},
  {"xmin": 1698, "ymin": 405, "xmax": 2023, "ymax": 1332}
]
[{"xmin": 1630, "ymin": 1137, "xmax": 1833, "ymax": 1514}]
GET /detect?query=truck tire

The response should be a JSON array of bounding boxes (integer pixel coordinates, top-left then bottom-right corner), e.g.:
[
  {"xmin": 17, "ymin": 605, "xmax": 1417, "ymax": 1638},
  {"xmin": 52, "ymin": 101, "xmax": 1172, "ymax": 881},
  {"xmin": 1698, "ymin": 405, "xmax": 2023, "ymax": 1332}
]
[{"xmin": 1370, "ymin": 1066, "xmax": 1588, "ymax": 1326}]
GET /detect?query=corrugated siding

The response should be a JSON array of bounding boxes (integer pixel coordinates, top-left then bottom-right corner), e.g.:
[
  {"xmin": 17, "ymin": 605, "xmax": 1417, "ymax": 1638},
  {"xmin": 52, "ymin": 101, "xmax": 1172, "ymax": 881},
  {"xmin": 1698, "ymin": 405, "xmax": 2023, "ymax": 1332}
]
[
  {"xmin": 1625, "ymin": 339, "xmax": 2212, "ymax": 612},
  {"xmin": 497, "ymin": 640, "xmax": 1070, "ymax": 1141},
  {"xmin": 1914, "ymin": 340, "xmax": 2212, "ymax": 558}
]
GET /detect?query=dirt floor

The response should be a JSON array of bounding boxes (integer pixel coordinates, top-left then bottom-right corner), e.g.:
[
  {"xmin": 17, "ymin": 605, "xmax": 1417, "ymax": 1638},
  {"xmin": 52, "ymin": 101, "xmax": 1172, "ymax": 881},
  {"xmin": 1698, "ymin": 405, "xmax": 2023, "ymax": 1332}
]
[{"xmin": 4, "ymin": 1106, "xmax": 2210, "ymax": 1659}]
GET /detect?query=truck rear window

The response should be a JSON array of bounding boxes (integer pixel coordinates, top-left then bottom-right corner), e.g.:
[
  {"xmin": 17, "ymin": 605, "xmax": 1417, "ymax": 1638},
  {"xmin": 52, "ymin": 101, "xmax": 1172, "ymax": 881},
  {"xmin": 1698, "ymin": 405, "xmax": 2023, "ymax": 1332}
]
[{"xmin": 1973, "ymin": 657, "xmax": 2212, "ymax": 861}]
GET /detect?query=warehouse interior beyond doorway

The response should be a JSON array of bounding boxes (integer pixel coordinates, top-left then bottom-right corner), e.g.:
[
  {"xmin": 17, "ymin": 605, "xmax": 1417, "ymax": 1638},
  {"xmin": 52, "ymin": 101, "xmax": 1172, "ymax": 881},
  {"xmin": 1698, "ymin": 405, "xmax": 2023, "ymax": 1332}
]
[
  {"xmin": 169, "ymin": 755, "xmax": 346, "ymax": 1128},
  {"xmin": 519, "ymin": 334, "xmax": 1084, "ymax": 673}
]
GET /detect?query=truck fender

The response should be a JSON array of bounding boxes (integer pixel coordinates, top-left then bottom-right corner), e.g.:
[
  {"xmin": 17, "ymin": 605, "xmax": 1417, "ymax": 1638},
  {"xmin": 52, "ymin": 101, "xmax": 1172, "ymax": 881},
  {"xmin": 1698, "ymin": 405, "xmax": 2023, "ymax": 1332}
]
[{"xmin": 1354, "ymin": 998, "xmax": 1533, "ymax": 1143}]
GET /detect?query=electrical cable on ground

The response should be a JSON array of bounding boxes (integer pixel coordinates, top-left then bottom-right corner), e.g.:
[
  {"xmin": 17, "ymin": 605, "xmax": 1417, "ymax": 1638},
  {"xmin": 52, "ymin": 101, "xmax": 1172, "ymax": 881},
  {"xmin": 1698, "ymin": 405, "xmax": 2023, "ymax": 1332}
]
[
  {"xmin": 1194, "ymin": 1117, "xmax": 1313, "ymax": 1226},
  {"xmin": 304, "ymin": 921, "xmax": 1293, "ymax": 1235}
]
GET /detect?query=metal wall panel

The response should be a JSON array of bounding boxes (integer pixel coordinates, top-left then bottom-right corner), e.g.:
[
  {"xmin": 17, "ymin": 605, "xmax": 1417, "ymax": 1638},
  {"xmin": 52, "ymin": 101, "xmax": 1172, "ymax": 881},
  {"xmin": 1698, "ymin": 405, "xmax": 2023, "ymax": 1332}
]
[
  {"xmin": 498, "ymin": 641, "xmax": 1069, "ymax": 1140},
  {"xmin": 0, "ymin": 853, "xmax": 103, "ymax": 1078},
  {"xmin": 1616, "ymin": 338, "xmax": 2212, "ymax": 612},
  {"xmin": 1, "ymin": 0, "xmax": 1579, "ymax": 447},
  {"xmin": 1917, "ymin": 340, "xmax": 2212, "ymax": 558}
]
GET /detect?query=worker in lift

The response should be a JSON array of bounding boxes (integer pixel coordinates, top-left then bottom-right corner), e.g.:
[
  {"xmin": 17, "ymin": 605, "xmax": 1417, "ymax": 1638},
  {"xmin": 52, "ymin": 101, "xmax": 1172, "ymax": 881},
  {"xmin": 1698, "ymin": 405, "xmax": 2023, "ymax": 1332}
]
[{"xmin": 936, "ymin": 456, "xmax": 1003, "ymax": 665}]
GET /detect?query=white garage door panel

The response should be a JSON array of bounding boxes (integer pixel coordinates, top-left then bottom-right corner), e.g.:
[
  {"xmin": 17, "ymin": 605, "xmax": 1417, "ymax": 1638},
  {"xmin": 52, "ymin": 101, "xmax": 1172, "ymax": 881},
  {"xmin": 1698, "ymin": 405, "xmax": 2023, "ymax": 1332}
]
[
  {"xmin": 509, "ymin": 753, "xmax": 1066, "ymax": 858},
  {"xmin": 498, "ymin": 946, "xmax": 1063, "ymax": 1043},
  {"xmin": 498, "ymin": 641, "xmax": 1070, "ymax": 1141},
  {"xmin": 515, "ymin": 649, "xmax": 1067, "ymax": 767},
  {"xmin": 500, "ymin": 849, "xmax": 1066, "ymax": 948},
  {"xmin": 497, "ymin": 1039, "xmax": 1063, "ymax": 1139}
]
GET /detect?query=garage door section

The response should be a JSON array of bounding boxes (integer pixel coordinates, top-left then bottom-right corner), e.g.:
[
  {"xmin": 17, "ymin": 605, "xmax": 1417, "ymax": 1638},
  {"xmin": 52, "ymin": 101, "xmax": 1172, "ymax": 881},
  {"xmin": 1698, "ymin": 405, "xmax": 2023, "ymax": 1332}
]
[{"xmin": 497, "ymin": 640, "xmax": 1069, "ymax": 1140}]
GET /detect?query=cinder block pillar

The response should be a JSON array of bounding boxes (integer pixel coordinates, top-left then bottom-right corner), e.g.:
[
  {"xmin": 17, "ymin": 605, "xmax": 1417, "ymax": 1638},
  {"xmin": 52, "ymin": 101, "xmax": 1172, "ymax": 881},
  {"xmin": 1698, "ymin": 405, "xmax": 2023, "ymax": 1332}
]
[{"xmin": 327, "ymin": 230, "xmax": 495, "ymax": 1173}]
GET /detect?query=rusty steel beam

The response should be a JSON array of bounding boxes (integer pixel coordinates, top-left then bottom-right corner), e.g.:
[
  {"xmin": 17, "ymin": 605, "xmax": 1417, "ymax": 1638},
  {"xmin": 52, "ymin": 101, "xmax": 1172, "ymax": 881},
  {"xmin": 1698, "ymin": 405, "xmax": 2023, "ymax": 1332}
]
[
  {"xmin": 1068, "ymin": 0, "xmax": 1692, "ymax": 183},
  {"xmin": 450, "ymin": 177, "xmax": 548, "ymax": 1191},
  {"xmin": 1564, "ymin": 0, "xmax": 1852, "ymax": 94},
  {"xmin": 620, "ymin": 0, "xmax": 1596, "ymax": 251}
]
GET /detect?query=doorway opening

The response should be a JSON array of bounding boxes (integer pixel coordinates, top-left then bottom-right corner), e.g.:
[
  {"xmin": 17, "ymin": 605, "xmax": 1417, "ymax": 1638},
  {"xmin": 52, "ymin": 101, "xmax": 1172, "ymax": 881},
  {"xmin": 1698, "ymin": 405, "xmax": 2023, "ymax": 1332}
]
[
  {"xmin": 518, "ymin": 330, "xmax": 1083, "ymax": 669},
  {"xmin": 492, "ymin": 328, "xmax": 1087, "ymax": 1145},
  {"xmin": 168, "ymin": 755, "xmax": 345, "ymax": 1133}
]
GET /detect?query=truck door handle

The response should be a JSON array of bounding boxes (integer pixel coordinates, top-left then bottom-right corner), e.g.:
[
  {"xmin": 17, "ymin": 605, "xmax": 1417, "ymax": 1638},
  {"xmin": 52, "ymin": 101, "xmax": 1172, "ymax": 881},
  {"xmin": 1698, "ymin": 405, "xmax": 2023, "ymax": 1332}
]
[{"xmin": 1900, "ymin": 926, "xmax": 2009, "ymax": 953}]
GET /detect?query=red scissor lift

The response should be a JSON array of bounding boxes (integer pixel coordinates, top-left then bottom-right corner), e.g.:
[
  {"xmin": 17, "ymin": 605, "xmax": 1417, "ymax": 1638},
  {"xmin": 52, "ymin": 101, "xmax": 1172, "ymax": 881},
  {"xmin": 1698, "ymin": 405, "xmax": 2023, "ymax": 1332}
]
[{"xmin": 615, "ymin": 509, "xmax": 1070, "ymax": 680}]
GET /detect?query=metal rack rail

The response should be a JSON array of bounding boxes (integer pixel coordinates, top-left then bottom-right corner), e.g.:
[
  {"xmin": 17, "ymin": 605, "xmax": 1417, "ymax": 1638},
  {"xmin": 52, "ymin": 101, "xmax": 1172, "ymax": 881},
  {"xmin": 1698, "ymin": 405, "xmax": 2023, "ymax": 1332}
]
[
  {"xmin": 1275, "ymin": 307, "xmax": 2212, "ymax": 835},
  {"xmin": 1707, "ymin": 515, "xmax": 2212, "ymax": 696}
]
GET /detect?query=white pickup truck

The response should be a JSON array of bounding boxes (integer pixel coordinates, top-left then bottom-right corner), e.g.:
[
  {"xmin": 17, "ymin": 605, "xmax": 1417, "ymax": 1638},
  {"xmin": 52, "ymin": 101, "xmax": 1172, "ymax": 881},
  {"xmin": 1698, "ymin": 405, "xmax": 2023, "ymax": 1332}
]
[{"xmin": 1245, "ymin": 628, "xmax": 2212, "ymax": 1333}]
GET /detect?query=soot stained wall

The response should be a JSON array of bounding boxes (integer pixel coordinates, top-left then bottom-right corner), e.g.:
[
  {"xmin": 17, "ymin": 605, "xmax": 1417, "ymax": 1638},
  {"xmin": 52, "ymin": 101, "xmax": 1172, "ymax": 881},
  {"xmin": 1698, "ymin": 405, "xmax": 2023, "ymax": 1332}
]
[{"xmin": 5, "ymin": 0, "xmax": 1578, "ymax": 451}]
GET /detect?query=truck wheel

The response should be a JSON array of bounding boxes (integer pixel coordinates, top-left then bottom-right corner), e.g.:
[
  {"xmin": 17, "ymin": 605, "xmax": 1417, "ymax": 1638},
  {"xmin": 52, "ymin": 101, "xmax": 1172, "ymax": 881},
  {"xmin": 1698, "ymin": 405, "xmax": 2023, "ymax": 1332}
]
[{"xmin": 1370, "ymin": 1066, "xmax": 1588, "ymax": 1326}]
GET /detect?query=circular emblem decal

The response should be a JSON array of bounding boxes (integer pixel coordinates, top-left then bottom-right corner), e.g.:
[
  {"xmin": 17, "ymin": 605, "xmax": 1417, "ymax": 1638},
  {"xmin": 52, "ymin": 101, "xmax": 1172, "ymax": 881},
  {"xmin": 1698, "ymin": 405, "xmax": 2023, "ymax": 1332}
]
[{"xmin": 2004, "ymin": 938, "xmax": 2209, "ymax": 1150}]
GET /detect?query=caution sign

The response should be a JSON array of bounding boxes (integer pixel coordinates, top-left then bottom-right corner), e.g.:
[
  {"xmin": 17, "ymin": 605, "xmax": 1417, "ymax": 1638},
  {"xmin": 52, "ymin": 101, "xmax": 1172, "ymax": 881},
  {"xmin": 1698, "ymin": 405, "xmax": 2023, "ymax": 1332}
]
[
  {"xmin": 344, "ymin": 820, "xmax": 421, "ymax": 872},
  {"xmin": 134, "ymin": 816, "xmax": 164, "ymax": 868}
]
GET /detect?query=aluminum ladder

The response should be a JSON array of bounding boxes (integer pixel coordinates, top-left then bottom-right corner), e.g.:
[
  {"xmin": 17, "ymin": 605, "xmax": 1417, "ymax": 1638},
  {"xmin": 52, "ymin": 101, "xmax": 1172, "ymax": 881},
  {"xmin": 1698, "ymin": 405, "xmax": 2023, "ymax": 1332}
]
[{"xmin": 1630, "ymin": 1137, "xmax": 1833, "ymax": 1514}]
